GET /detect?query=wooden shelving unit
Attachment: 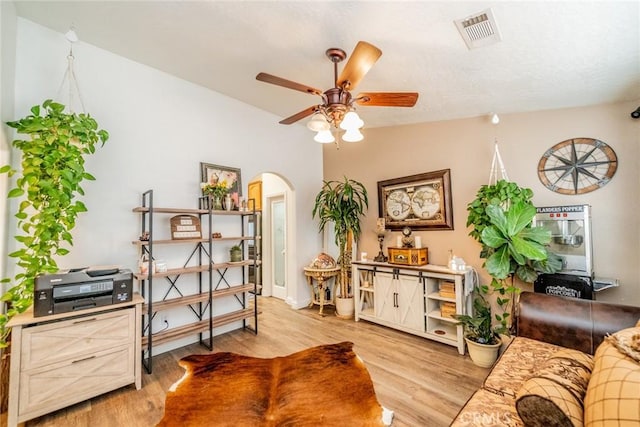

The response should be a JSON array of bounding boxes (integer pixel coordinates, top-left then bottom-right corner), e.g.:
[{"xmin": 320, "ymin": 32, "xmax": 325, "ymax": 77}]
[{"xmin": 133, "ymin": 190, "xmax": 259, "ymax": 373}]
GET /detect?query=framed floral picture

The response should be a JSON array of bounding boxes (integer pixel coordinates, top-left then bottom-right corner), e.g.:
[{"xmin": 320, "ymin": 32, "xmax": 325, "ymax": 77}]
[
  {"xmin": 377, "ymin": 169, "xmax": 453, "ymax": 230},
  {"xmin": 200, "ymin": 163, "xmax": 242, "ymax": 208}
]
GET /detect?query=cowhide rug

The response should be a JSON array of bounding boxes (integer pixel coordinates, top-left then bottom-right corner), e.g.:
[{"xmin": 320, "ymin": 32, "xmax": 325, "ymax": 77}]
[{"xmin": 157, "ymin": 341, "xmax": 393, "ymax": 426}]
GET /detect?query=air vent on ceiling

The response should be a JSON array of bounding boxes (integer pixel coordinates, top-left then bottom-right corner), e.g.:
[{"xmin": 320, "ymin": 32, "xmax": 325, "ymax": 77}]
[{"xmin": 454, "ymin": 8, "xmax": 502, "ymax": 50}]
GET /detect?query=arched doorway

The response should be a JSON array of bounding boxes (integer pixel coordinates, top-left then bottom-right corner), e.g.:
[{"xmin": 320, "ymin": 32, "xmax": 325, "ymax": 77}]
[{"xmin": 247, "ymin": 172, "xmax": 295, "ymax": 303}]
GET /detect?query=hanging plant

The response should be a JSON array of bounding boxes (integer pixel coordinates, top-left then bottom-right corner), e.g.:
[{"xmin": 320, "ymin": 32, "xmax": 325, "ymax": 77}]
[{"xmin": 0, "ymin": 100, "xmax": 109, "ymax": 347}]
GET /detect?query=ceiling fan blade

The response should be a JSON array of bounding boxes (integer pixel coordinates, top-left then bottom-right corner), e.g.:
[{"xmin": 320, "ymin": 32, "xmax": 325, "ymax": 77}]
[
  {"xmin": 337, "ymin": 41, "xmax": 382, "ymax": 90},
  {"xmin": 256, "ymin": 72, "xmax": 322, "ymax": 96},
  {"xmin": 279, "ymin": 105, "xmax": 318, "ymax": 125},
  {"xmin": 355, "ymin": 92, "xmax": 419, "ymax": 107}
]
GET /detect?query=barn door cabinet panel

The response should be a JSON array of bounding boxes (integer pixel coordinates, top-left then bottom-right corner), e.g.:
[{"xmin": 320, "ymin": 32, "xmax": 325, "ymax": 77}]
[
  {"xmin": 6, "ymin": 296, "xmax": 143, "ymax": 427},
  {"xmin": 372, "ymin": 270, "xmax": 423, "ymax": 332},
  {"xmin": 354, "ymin": 261, "xmax": 468, "ymax": 355},
  {"xmin": 132, "ymin": 190, "xmax": 259, "ymax": 374}
]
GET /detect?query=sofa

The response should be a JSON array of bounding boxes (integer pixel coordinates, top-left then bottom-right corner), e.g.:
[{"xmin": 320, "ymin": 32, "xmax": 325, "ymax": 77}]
[{"xmin": 451, "ymin": 291, "xmax": 640, "ymax": 427}]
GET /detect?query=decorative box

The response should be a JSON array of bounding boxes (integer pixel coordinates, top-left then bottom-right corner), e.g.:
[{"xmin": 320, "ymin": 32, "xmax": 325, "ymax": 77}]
[{"xmin": 387, "ymin": 247, "xmax": 428, "ymax": 266}]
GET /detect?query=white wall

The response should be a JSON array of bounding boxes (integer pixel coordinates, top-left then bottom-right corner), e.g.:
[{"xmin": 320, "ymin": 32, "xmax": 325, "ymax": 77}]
[
  {"xmin": 0, "ymin": 2, "xmax": 17, "ymax": 303},
  {"xmin": 5, "ymin": 18, "xmax": 323, "ymax": 351}
]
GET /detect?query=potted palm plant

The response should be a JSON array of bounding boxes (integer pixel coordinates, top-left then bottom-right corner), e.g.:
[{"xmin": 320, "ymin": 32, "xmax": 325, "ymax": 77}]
[{"xmin": 312, "ymin": 177, "xmax": 368, "ymax": 318}]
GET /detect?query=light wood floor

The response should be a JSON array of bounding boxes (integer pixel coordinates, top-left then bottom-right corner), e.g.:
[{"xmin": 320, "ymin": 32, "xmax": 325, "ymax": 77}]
[{"xmin": 3, "ymin": 297, "xmax": 490, "ymax": 427}]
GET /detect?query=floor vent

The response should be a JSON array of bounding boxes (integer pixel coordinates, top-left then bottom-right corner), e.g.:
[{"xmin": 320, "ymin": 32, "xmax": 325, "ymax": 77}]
[{"xmin": 454, "ymin": 8, "xmax": 502, "ymax": 50}]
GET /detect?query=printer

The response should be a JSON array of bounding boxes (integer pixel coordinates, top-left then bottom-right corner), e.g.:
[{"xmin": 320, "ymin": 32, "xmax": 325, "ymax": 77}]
[{"xmin": 34, "ymin": 267, "xmax": 133, "ymax": 317}]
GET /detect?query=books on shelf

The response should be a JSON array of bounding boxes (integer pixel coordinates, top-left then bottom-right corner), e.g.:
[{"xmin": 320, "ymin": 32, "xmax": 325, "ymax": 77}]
[
  {"xmin": 439, "ymin": 281, "xmax": 456, "ymax": 299},
  {"xmin": 440, "ymin": 301, "xmax": 457, "ymax": 318}
]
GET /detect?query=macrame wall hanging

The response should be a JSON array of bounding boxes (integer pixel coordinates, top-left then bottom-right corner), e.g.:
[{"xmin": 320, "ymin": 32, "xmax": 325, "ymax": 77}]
[
  {"xmin": 488, "ymin": 113, "xmax": 509, "ymax": 184},
  {"xmin": 56, "ymin": 27, "xmax": 86, "ymax": 113}
]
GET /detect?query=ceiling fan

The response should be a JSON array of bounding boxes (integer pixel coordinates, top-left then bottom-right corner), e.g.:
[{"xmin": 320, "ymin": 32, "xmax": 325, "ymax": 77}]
[{"xmin": 256, "ymin": 41, "xmax": 418, "ymax": 142}]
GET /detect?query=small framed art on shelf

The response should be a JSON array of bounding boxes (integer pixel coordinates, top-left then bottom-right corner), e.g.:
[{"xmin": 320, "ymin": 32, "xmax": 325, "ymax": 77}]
[{"xmin": 200, "ymin": 162, "xmax": 242, "ymax": 209}]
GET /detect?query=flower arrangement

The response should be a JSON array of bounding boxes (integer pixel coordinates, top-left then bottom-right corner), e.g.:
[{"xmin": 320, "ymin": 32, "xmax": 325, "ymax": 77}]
[{"xmin": 201, "ymin": 181, "xmax": 230, "ymax": 199}]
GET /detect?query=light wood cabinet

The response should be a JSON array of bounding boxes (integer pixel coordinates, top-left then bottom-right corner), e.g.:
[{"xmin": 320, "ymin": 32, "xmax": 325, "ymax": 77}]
[
  {"xmin": 354, "ymin": 262, "xmax": 470, "ymax": 355},
  {"xmin": 7, "ymin": 295, "xmax": 143, "ymax": 427}
]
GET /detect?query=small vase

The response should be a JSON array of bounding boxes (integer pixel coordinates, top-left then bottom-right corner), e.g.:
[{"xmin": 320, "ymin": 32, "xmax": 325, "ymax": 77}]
[
  {"xmin": 225, "ymin": 194, "xmax": 232, "ymax": 211},
  {"xmin": 213, "ymin": 196, "xmax": 223, "ymax": 210}
]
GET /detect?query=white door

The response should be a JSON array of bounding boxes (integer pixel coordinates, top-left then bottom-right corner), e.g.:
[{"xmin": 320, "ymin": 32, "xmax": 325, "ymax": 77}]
[
  {"xmin": 397, "ymin": 274, "xmax": 425, "ymax": 332},
  {"xmin": 270, "ymin": 196, "xmax": 286, "ymax": 300},
  {"xmin": 374, "ymin": 271, "xmax": 396, "ymax": 323}
]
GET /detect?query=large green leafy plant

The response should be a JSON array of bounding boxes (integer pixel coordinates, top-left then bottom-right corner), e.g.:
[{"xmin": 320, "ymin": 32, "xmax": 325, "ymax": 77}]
[
  {"xmin": 312, "ymin": 177, "xmax": 368, "ymax": 298},
  {"xmin": 467, "ymin": 180, "xmax": 561, "ymax": 334},
  {"xmin": 0, "ymin": 100, "xmax": 108, "ymax": 347}
]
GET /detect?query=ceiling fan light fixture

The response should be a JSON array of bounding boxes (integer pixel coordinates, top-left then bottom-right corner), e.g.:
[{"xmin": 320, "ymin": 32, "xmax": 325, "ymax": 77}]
[
  {"xmin": 314, "ymin": 129, "xmax": 335, "ymax": 144},
  {"xmin": 342, "ymin": 128, "xmax": 364, "ymax": 142},
  {"xmin": 339, "ymin": 111, "xmax": 363, "ymax": 131},
  {"xmin": 307, "ymin": 113, "xmax": 330, "ymax": 132}
]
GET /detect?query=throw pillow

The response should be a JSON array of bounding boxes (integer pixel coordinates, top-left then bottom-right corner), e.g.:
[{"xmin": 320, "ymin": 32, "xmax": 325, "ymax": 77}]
[
  {"xmin": 584, "ymin": 339, "xmax": 640, "ymax": 426},
  {"xmin": 516, "ymin": 349, "xmax": 594, "ymax": 427},
  {"xmin": 606, "ymin": 326, "xmax": 640, "ymax": 362}
]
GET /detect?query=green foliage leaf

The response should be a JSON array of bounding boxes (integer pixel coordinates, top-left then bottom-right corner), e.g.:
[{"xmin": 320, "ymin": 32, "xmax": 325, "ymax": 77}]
[
  {"xmin": 480, "ymin": 225, "xmax": 507, "ymax": 248},
  {"xmin": 511, "ymin": 235, "xmax": 547, "ymax": 260},
  {"xmin": 485, "ymin": 246, "xmax": 511, "ymax": 279},
  {"xmin": 1, "ymin": 99, "xmax": 108, "ymax": 347},
  {"xmin": 505, "ymin": 202, "xmax": 536, "ymax": 235},
  {"xmin": 7, "ymin": 188, "xmax": 24, "ymax": 198},
  {"xmin": 519, "ymin": 226, "xmax": 552, "ymax": 245}
]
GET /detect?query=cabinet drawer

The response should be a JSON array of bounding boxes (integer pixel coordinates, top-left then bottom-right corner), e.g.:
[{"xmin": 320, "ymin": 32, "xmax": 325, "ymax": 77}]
[
  {"xmin": 21, "ymin": 308, "xmax": 135, "ymax": 370},
  {"xmin": 19, "ymin": 344, "xmax": 135, "ymax": 418}
]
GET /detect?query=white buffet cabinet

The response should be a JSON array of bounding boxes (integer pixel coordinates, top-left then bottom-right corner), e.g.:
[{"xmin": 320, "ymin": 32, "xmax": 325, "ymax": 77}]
[{"xmin": 353, "ymin": 261, "xmax": 471, "ymax": 355}]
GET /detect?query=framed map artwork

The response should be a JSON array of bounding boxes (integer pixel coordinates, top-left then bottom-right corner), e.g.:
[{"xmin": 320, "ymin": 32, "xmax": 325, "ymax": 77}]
[{"xmin": 377, "ymin": 169, "xmax": 453, "ymax": 230}]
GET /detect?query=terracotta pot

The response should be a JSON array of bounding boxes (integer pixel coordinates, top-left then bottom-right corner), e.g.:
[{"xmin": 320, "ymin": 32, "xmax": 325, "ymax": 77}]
[{"xmin": 465, "ymin": 337, "xmax": 501, "ymax": 368}]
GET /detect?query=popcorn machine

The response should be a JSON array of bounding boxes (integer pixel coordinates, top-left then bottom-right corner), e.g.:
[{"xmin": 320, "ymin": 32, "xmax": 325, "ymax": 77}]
[
  {"xmin": 532, "ymin": 205, "xmax": 617, "ymax": 300},
  {"xmin": 533, "ymin": 205, "xmax": 592, "ymax": 276}
]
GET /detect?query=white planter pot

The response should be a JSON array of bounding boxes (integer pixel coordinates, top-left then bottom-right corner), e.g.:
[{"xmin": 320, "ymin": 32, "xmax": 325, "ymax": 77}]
[
  {"xmin": 465, "ymin": 337, "xmax": 502, "ymax": 368},
  {"xmin": 335, "ymin": 297, "xmax": 354, "ymax": 319}
]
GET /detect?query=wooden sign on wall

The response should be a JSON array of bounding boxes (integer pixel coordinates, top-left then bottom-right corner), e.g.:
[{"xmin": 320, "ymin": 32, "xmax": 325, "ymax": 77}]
[{"xmin": 170, "ymin": 215, "xmax": 202, "ymax": 240}]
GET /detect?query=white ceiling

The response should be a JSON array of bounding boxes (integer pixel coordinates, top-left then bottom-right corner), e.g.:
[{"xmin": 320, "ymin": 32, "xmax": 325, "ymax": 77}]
[{"xmin": 12, "ymin": 1, "xmax": 640, "ymax": 128}]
